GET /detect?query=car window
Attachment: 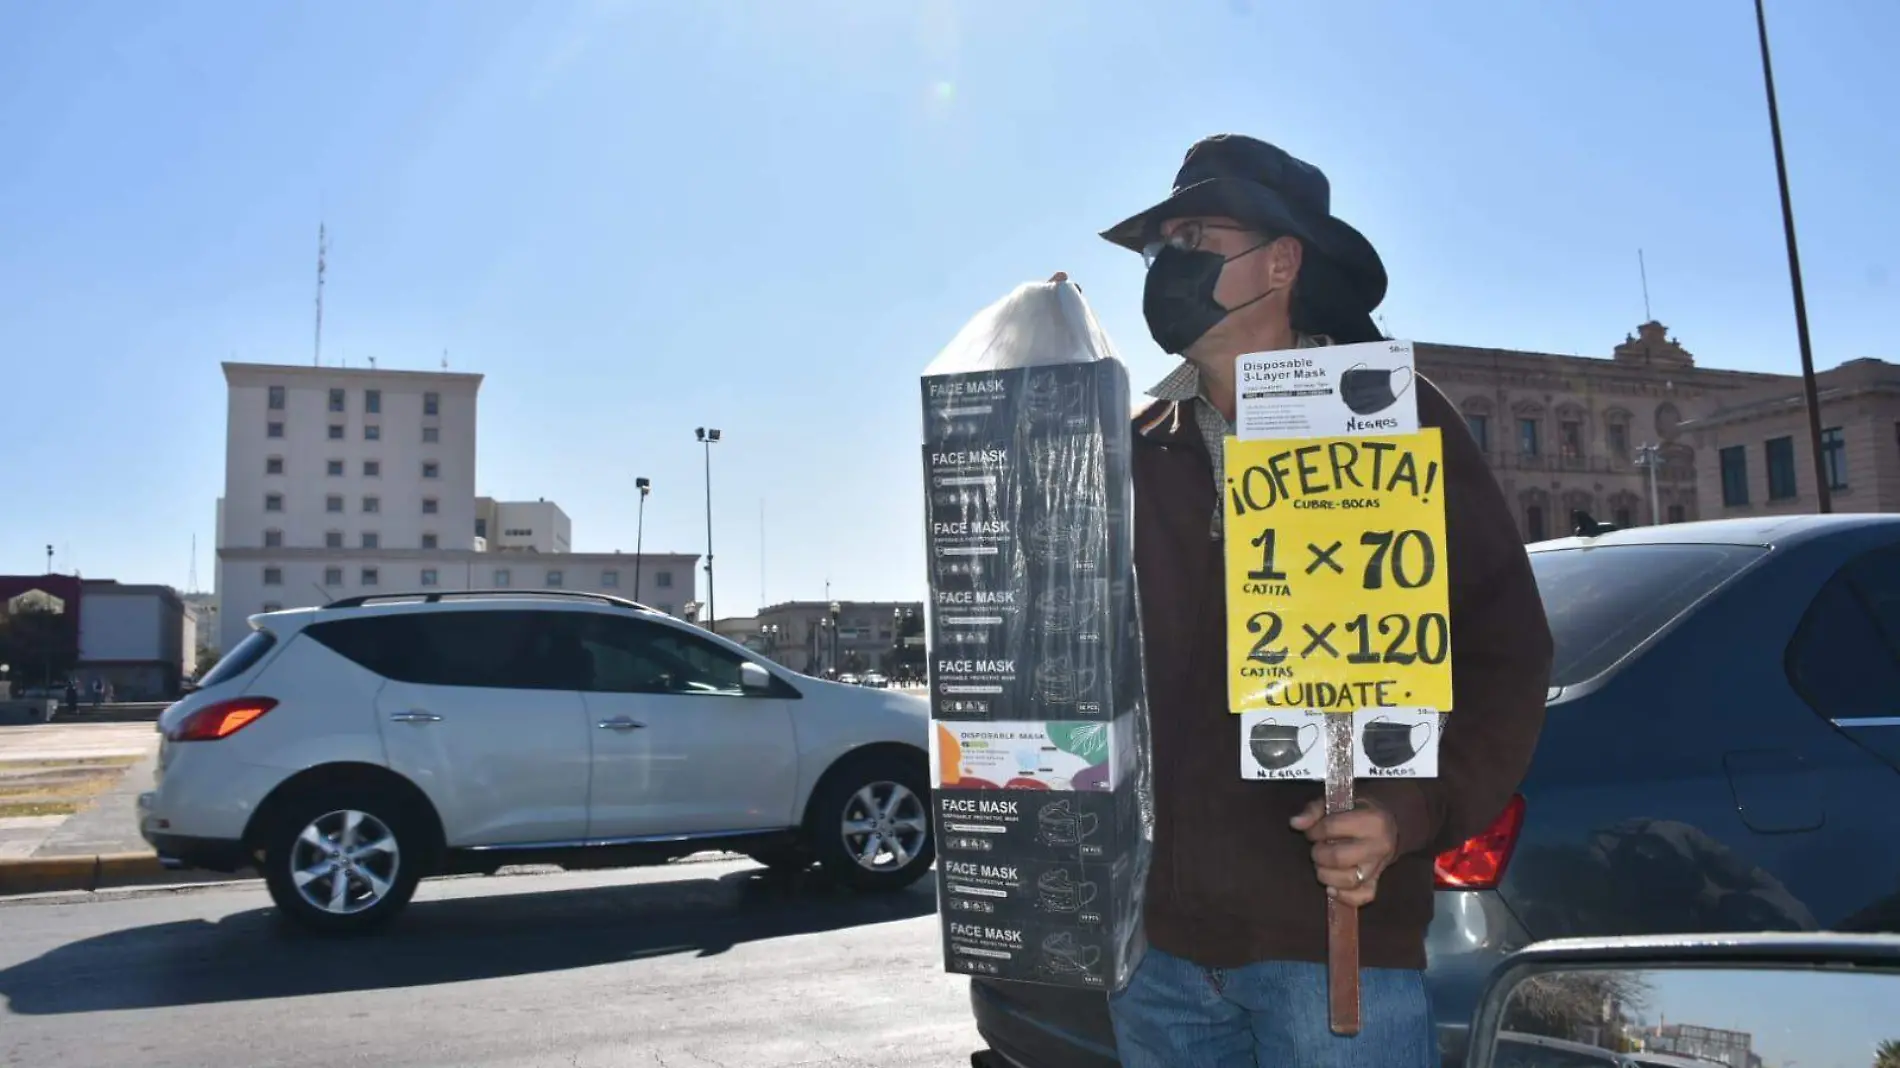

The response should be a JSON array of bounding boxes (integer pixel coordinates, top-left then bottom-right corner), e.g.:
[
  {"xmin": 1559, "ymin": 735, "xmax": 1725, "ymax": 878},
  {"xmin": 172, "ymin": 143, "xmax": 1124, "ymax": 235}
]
[
  {"xmin": 1530, "ymin": 544, "xmax": 1767, "ymax": 688},
  {"xmin": 307, "ymin": 610, "xmax": 584, "ymax": 690},
  {"xmin": 577, "ymin": 616, "xmax": 747, "ymax": 696},
  {"xmin": 196, "ymin": 629, "xmax": 277, "ymax": 688},
  {"xmin": 1786, "ymin": 545, "xmax": 1900, "ymax": 723}
]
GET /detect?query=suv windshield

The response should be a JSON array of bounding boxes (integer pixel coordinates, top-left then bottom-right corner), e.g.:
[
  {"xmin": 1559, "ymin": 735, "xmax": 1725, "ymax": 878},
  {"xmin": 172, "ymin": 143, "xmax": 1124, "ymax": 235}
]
[{"xmin": 1531, "ymin": 543, "xmax": 1767, "ymax": 688}]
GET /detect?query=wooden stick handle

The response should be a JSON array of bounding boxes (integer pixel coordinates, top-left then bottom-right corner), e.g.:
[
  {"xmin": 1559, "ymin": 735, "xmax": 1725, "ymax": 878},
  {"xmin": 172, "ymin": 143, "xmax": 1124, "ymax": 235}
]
[{"xmin": 1327, "ymin": 896, "xmax": 1362, "ymax": 1035}]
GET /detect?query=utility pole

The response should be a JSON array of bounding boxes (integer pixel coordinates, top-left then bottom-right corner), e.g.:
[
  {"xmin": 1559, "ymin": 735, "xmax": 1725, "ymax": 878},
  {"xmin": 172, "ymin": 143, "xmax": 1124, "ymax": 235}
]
[
  {"xmin": 634, "ymin": 477, "xmax": 650, "ymax": 601},
  {"xmin": 1753, "ymin": 0, "xmax": 1831, "ymax": 512},
  {"xmin": 695, "ymin": 428, "xmax": 722, "ymax": 629}
]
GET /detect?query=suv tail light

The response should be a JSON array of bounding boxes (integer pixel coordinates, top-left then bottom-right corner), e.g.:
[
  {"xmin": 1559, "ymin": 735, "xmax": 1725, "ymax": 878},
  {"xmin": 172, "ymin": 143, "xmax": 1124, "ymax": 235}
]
[
  {"xmin": 168, "ymin": 697, "xmax": 278, "ymax": 742},
  {"xmin": 1434, "ymin": 794, "xmax": 1525, "ymax": 891}
]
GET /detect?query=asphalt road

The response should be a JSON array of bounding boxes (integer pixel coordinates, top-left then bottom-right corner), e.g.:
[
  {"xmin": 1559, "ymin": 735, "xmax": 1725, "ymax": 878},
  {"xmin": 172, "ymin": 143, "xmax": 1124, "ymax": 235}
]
[{"xmin": 0, "ymin": 858, "xmax": 982, "ymax": 1067}]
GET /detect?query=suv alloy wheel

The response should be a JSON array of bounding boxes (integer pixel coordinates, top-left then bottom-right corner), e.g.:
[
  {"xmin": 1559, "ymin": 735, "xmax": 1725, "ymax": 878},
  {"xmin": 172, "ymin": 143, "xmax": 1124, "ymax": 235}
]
[
  {"xmin": 805, "ymin": 754, "xmax": 934, "ymax": 892},
  {"xmin": 261, "ymin": 783, "xmax": 429, "ymax": 933}
]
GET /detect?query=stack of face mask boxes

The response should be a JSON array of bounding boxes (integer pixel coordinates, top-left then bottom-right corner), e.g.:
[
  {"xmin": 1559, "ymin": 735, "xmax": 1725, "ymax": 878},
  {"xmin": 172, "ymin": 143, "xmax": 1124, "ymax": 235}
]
[{"xmin": 921, "ymin": 317, "xmax": 1153, "ymax": 993}]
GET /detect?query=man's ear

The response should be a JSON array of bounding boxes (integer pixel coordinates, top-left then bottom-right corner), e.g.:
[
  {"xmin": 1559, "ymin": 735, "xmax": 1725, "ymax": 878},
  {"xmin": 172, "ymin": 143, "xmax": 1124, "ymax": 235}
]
[{"xmin": 1267, "ymin": 235, "xmax": 1305, "ymax": 290}]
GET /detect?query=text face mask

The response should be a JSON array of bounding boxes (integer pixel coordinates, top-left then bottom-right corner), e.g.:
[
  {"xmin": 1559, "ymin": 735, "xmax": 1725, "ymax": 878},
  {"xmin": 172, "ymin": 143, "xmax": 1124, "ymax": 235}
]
[{"xmin": 1141, "ymin": 239, "xmax": 1274, "ymax": 356}]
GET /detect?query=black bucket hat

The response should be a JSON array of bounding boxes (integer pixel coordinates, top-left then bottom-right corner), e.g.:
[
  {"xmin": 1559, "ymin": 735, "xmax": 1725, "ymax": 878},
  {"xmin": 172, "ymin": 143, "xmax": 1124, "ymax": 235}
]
[{"xmin": 1102, "ymin": 134, "xmax": 1389, "ymax": 321}]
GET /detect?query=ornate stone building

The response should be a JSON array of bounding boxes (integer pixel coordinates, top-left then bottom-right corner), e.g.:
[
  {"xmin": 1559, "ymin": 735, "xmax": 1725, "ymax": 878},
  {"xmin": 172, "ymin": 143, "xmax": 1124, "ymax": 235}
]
[{"xmin": 1418, "ymin": 321, "xmax": 1789, "ymax": 542}]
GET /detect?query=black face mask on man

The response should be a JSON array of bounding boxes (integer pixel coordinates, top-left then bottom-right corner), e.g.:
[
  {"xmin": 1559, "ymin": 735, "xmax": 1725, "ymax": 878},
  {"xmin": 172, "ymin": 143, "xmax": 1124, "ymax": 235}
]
[{"xmin": 1141, "ymin": 238, "xmax": 1275, "ymax": 356}]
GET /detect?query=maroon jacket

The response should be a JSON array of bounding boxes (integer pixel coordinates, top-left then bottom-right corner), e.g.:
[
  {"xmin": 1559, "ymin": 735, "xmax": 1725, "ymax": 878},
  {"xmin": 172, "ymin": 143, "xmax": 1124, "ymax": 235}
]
[{"xmin": 1130, "ymin": 374, "xmax": 1552, "ymax": 970}]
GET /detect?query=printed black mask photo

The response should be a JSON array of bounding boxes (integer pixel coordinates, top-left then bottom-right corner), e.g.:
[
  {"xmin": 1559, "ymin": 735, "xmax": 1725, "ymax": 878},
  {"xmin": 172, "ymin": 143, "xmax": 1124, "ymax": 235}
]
[
  {"xmin": 1338, "ymin": 363, "xmax": 1414, "ymax": 415},
  {"xmin": 1363, "ymin": 718, "xmax": 1433, "ymax": 769}
]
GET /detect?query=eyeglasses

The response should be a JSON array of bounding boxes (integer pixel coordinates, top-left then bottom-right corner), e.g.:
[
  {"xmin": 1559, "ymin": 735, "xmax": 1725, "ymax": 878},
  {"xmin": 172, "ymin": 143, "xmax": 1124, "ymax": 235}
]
[{"xmin": 1141, "ymin": 220, "xmax": 1260, "ymax": 267}]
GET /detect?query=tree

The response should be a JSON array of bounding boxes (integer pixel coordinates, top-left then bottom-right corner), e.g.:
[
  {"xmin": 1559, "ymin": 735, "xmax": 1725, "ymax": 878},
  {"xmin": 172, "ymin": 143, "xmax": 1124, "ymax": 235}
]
[
  {"xmin": 1501, "ymin": 971, "xmax": 1654, "ymax": 1045},
  {"xmin": 0, "ymin": 605, "xmax": 79, "ymax": 686},
  {"xmin": 1873, "ymin": 1037, "xmax": 1900, "ymax": 1068}
]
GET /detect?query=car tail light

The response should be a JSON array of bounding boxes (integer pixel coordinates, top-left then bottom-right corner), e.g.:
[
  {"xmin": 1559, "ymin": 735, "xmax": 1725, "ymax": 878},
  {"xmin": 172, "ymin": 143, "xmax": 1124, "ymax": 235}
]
[
  {"xmin": 168, "ymin": 697, "xmax": 278, "ymax": 742},
  {"xmin": 1434, "ymin": 794, "xmax": 1525, "ymax": 890}
]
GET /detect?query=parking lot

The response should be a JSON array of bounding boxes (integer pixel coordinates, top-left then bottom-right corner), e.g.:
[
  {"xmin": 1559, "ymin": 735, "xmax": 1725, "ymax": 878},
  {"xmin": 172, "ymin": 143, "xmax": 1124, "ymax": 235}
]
[{"xmin": 0, "ymin": 858, "xmax": 979, "ymax": 1067}]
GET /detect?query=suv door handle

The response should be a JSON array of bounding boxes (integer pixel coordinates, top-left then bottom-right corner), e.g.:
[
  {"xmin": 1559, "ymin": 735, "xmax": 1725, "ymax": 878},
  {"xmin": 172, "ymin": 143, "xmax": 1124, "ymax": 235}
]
[
  {"xmin": 597, "ymin": 717, "xmax": 647, "ymax": 731},
  {"xmin": 390, "ymin": 711, "xmax": 443, "ymax": 723}
]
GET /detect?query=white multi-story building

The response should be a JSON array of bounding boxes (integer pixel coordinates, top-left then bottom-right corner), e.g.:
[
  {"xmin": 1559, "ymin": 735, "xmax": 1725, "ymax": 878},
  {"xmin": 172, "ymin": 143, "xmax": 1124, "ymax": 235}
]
[
  {"xmin": 475, "ymin": 497, "xmax": 572, "ymax": 553},
  {"xmin": 214, "ymin": 362, "xmax": 697, "ymax": 649}
]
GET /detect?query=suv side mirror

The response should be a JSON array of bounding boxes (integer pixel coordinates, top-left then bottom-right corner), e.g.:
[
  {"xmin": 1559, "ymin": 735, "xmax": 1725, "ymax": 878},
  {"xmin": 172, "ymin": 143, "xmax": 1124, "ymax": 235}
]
[
  {"xmin": 739, "ymin": 662, "xmax": 773, "ymax": 696},
  {"xmin": 1465, "ymin": 934, "xmax": 1900, "ymax": 1068}
]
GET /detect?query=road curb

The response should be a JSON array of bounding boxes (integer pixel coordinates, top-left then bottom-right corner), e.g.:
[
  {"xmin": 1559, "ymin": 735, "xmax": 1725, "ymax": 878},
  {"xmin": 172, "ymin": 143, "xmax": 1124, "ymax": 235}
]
[{"xmin": 0, "ymin": 852, "xmax": 167, "ymax": 896}]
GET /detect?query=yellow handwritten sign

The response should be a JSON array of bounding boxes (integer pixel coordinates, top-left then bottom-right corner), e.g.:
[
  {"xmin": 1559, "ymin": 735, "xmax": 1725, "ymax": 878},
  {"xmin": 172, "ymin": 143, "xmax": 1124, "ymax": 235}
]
[{"xmin": 1224, "ymin": 429, "xmax": 1453, "ymax": 715}]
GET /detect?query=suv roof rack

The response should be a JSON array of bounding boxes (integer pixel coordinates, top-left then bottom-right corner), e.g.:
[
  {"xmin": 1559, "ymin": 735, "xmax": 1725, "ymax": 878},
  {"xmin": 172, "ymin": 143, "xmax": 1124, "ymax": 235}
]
[{"xmin": 322, "ymin": 588, "xmax": 663, "ymax": 613}]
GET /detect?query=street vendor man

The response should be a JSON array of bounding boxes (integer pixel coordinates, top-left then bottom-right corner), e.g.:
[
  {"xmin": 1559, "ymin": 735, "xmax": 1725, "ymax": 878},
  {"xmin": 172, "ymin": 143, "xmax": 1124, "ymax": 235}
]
[{"xmin": 1089, "ymin": 134, "xmax": 1554, "ymax": 1065}]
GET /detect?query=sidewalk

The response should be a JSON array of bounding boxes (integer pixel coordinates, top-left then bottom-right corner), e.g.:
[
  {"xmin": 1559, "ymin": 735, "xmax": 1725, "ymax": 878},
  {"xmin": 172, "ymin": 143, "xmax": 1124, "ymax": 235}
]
[{"xmin": 0, "ymin": 721, "xmax": 208, "ymax": 894}]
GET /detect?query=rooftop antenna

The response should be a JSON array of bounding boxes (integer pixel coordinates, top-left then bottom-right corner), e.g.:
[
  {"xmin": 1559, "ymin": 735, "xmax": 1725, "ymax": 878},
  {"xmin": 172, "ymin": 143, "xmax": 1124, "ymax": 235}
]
[
  {"xmin": 313, "ymin": 222, "xmax": 328, "ymax": 367},
  {"xmin": 368, "ymin": 356, "xmax": 377, "ymax": 369},
  {"xmin": 1638, "ymin": 248, "xmax": 1653, "ymax": 322},
  {"xmin": 441, "ymin": 348, "xmax": 449, "ymax": 370},
  {"xmin": 189, "ymin": 533, "xmax": 198, "ymax": 592}
]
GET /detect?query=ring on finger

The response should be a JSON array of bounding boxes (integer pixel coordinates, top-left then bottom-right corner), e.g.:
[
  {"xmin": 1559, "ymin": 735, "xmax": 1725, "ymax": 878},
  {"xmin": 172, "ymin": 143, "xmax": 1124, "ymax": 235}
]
[{"xmin": 1353, "ymin": 865, "xmax": 1367, "ymax": 886}]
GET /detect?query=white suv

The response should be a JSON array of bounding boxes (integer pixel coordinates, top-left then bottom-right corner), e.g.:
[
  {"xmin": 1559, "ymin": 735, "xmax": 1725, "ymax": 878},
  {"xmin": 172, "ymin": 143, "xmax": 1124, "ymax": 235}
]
[{"xmin": 141, "ymin": 590, "xmax": 934, "ymax": 932}]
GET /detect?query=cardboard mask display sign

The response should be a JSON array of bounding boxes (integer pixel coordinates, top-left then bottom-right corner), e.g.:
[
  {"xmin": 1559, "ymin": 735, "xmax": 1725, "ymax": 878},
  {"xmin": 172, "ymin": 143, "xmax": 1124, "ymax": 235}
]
[{"xmin": 919, "ymin": 281, "xmax": 1154, "ymax": 993}]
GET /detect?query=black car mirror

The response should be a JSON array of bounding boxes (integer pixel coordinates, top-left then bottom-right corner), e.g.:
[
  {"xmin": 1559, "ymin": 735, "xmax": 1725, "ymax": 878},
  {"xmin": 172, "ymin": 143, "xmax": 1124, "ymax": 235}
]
[{"xmin": 1466, "ymin": 934, "xmax": 1900, "ymax": 1068}]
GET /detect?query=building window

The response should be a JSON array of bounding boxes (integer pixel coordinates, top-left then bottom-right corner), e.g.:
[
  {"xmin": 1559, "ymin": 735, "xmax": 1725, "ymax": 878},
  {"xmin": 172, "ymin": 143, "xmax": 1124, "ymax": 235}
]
[
  {"xmin": 1667, "ymin": 504, "xmax": 1686, "ymax": 523},
  {"xmin": 323, "ymin": 566, "xmax": 343, "ymax": 586},
  {"xmin": 1822, "ymin": 427, "xmax": 1847, "ymax": 489},
  {"xmin": 362, "ymin": 532, "xmax": 380, "ymax": 549},
  {"xmin": 475, "ymin": 517, "xmax": 487, "ymax": 538},
  {"xmin": 328, "ymin": 424, "xmax": 345, "ymax": 440},
  {"xmin": 602, "ymin": 569, "xmax": 620, "ymax": 588},
  {"xmin": 361, "ymin": 567, "xmax": 380, "ymax": 587},
  {"xmin": 1465, "ymin": 414, "xmax": 1488, "ymax": 452},
  {"xmin": 326, "ymin": 494, "xmax": 344, "ymax": 513},
  {"xmin": 1607, "ymin": 422, "xmax": 1629, "ymax": 456},
  {"xmin": 423, "ymin": 426, "xmax": 439, "ymax": 444},
  {"xmin": 423, "ymin": 497, "xmax": 439, "ymax": 515},
  {"xmin": 264, "ymin": 529, "xmax": 283, "ymax": 549},
  {"xmin": 656, "ymin": 571, "xmax": 674, "ymax": 589},
  {"xmin": 264, "ymin": 493, "xmax": 284, "ymax": 513},
  {"xmin": 268, "ymin": 385, "xmax": 286, "ymax": 411},
  {"xmin": 422, "ymin": 461, "xmax": 439, "ymax": 479},
  {"xmin": 494, "ymin": 568, "xmax": 511, "ymax": 587},
  {"xmin": 1559, "ymin": 420, "xmax": 1583, "ymax": 462},
  {"xmin": 267, "ymin": 421, "xmax": 285, "ymax": 439},
  {"xmin": 263, "ymin": 566, "xmax": 283, "ymax": 586},
  {"xmin": 328, "ymin": 388, "xmax": 345, "ymax": 413},
  {"xmin": 365, "ymin": 389, "xmax": 381, "ymax": 414},
  {"xmin": 363, "ymin": 460, "xmax": 380, "ymax": 478},
  {"xmin": 547, "ymin": 570, "xmax": 565, "ymax": 588},
  {"xmin": 1765, "ymin": 436, "xmax": 1797, "ymax": 500},
  {"xmin": 261, "ymin": 602, "xmax": 283, "ymax": 613},
  {"xmin": 1518, "ymin": 418, "xmax": 1540, "ymax": 457},
  {"xmin": 327, "ymin": 459, "xmax": 344, "ymax": 477},
  {"xmin": 325, "ymin": 530, "xmax": 344, "ymax": 549},
  {"xmin": 265, "ymin": 456, "xmax": 284, "ymax": 475},
  {"xmin": 421, "ymin": 533, "xmax": 439, "ymax": 550},
  {"xmin": 364, "ymin": 424, "xmax": 381, "ymax": 441},
  {"xmin": 424, "ymin": 391, "xmax": 440, "ymax": 416},
  {"xmin": 363, "ymin": 496, "xmax": 380, "ymax": 514},
  {"xmin": 1526, "ymin": 505, "xmax": 1546, "ymax": 542},
  {"xmin": 421, "ymin": 568, "xmax": 439, "ymax": 587},
  {"xmin": 1720, "ymin": 445, "xmax": 1749, "ymax": 506}
]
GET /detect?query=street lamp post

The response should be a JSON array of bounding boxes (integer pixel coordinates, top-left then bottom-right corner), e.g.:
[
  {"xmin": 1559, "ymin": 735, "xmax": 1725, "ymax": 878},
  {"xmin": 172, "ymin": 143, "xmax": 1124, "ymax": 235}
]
[
  {"xmin": 1634, "ymin": 443, "xmax": 1664, "ymax": 526},
  {"xmin": 695, "ymin": 428, "xmax": 722, "ymax": 629},
  {"xmin": 829, "ymin": 600, "xmax": 842, "ymax": 675},
  {"xmin": 634, "ymin": 476, "xmax": 651, "ymax": 601},
  {"xmin": 1753, "ymin": 0, "xmax": 1831, "ymax": 513}
]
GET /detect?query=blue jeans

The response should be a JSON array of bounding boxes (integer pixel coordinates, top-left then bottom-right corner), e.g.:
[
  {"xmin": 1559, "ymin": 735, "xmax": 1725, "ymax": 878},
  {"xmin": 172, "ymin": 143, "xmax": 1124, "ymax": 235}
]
[{"xmin": 1108, "ymin": 947, "xmax": 1438, "ymax": 1067}]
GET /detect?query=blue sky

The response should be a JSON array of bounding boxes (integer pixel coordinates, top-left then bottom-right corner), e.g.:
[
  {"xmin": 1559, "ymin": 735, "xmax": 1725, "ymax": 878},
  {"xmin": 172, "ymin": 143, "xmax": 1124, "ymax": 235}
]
[
  {"xmin": 1629, "ymin": 967, "xmax": 1899, "ymax": 1068},
  {"xmin": 2, "ymin": 0, "xmax": 1894, "ymax": 615}
]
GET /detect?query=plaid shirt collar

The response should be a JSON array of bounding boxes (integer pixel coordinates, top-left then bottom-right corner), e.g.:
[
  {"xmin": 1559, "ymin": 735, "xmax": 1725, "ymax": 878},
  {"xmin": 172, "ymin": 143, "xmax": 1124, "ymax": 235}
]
[{"xmin": 1146, "ymin": 333, "xmax": 1334, "ymax": 413}]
